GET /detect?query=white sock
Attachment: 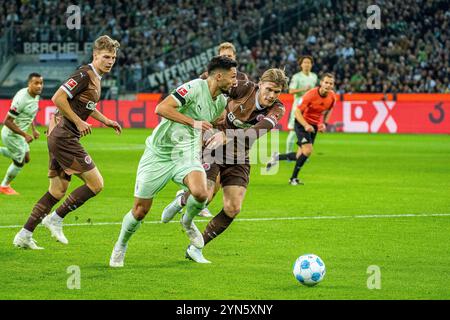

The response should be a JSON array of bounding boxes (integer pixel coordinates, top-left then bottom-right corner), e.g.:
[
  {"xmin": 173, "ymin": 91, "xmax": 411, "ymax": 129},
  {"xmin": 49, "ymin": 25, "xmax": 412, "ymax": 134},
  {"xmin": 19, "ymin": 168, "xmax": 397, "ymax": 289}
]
[
  {"xmin": 116, "ymin": 211, "xmax": 141, "ymax": 248},
  {"xmin": 19, "ymin": 228, "xmax": 32, "ymax": 238},
  {"xmin": 184, "ymin": 195, "xmax": 207, "ymax": 225},
  {"xmin": 1, "ymin": 163, "xmax": 22, "ymax": 186},
  {"xmin": 50, "ymin": 211, "xmax": 64, "ymax": 222}
]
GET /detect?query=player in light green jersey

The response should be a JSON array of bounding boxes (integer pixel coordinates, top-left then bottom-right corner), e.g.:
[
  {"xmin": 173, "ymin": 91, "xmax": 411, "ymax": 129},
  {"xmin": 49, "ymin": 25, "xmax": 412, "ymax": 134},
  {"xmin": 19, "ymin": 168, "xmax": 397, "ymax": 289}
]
[
  {"xmin": 0, "ymin": 73, "xmax": 43, "ymax": 195},
  {"xmin": 109, "ymin": 56, "xmax": 238, "ymax": 267},
  {"xmin": 285, "ymin": 56, "xmax": 318, "ymax": 154}
]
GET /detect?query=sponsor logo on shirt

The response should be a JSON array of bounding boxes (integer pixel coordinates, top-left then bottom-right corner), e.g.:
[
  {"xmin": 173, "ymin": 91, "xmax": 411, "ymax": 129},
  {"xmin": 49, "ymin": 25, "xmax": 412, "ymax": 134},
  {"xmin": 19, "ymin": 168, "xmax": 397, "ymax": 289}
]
[
  {"xmin": 177, "ymin": 87, "xmax": 188, "ymax": 97},
  {"xmin": 65, "ymin": 78, "xmax": 78, "ymax": 90}
]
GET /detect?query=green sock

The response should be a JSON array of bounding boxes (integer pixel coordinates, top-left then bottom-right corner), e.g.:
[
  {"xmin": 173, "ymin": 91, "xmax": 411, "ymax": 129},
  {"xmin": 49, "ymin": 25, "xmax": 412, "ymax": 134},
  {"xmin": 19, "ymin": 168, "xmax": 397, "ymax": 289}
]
[
  {"xmin": 1, "ymin": 163, "xmax": 22, "ymax": 186},
  {"xmin": 0, "ymin": 147, "xmax": 12, "ymax": 159},
  {"xmin": 286, "ymin": 131, "xmax": 297, "ymax": 154},
  {"xmin": 116, "ymin": 211, "xmax": 141, "ymax": 248},
  {"xmin": 184, "ymin": 195, "xmax": 207, "ymax": 224}
]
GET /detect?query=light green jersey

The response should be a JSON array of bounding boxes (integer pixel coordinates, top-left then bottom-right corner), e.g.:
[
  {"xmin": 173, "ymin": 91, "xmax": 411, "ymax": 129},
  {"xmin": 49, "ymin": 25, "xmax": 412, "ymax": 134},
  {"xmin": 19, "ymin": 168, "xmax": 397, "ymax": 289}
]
[
  {"xmin": 290, "ymin": 71, "xmax": 318, "ymax": 103},
  {"xmin": 288, "ymin": 71, "xmax": 318, "ymax": 121},
  {"xmin": 146, "ymin": 79, "xmax": 227, "ymax": 157},
  {"xmin": 2, "ymin": 88, "xmax": 39, "ymax": 136}
]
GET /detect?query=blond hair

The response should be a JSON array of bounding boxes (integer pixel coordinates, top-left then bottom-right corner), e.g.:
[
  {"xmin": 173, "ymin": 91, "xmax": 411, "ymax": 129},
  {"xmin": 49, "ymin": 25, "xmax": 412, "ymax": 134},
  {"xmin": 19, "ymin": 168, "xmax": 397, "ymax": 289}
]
[
  {"xmin": 218, "ymin": 42, "xmax": 236, "ymax": 55},
  {"xmin": 260, "ymin": 68, "xmax": 289, "ymax": 90},
  {"xmin": 94, "ymin": 35, "xmax": 120, "ymax": 52}
]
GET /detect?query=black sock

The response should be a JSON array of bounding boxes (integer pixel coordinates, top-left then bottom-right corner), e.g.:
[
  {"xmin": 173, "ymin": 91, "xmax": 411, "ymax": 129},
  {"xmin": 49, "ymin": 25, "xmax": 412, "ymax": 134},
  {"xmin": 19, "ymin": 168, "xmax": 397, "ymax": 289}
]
[
  {"xmin": 291, "ymin": 154, "xmax": 309, "ymax": 179},
  {"xmin": 278, "ymin": 152, "xmax": 297, "ymax": 161}
]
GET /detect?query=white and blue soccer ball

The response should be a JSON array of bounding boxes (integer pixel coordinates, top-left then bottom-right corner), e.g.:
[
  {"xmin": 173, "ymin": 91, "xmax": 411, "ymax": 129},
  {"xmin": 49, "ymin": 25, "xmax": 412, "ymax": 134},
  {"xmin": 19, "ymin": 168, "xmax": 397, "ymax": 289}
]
[{"xmin": 293, "ymin": 254, "xmax": 326, "ymax": 286}]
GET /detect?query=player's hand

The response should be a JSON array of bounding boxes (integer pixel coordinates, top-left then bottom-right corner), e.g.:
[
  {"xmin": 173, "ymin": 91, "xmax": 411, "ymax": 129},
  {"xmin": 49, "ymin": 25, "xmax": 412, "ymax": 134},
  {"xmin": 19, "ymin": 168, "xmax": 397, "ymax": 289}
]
[
  {"xmin": 205, "ymin": 131, "xmax": 226, "ymax": 150},
  {"xmin": 32, "ymin": 130, "xmax": 40, "ymax": 140},
  {"xmin": 193, "ymin": 120, "xmax": 213, "ymax": 131},
  {"xmin": 76, "ymin": 120, "xmax": 92, "ymax": 137},
  {"xmin": 23, "ymin": 133, "xmax": 33, "ymax": 143},
  {"xmin": 106, "ymin": 119, "xmax": 122, "ymax": 135},
  {"xmin": 305, "ymin": 124, "xmax": 315, "ymax": 133},
  {"xmin": 318, "ymin": 123, "xmax": 326, "ymax": 132}
]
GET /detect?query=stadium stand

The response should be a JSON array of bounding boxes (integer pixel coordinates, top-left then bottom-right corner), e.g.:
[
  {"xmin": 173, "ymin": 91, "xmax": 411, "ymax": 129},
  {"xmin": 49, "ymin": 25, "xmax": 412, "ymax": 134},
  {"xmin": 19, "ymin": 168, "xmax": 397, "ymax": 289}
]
[{"xmin": 0, "ymin": 0, "xmax": 449, "ymax": 96}]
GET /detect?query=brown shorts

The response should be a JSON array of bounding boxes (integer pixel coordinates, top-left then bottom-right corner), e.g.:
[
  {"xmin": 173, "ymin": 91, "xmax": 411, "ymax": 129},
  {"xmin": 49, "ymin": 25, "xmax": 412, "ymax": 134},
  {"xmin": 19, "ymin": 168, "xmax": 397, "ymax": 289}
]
[
  {"xmin": 205, "ymin": 162, "xmax": 250, "ymax": 188},
  {"xmin": 47, "ymin": 134, "xmax": 96, "ymax": 180}
]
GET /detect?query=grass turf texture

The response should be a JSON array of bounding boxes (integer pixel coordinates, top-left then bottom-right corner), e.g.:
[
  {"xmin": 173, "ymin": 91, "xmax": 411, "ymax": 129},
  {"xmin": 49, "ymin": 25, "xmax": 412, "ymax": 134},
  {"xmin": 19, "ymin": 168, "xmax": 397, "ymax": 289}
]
[{"xmin": 0, "ymin": 128, "xmax": 449, "ymax": 299}]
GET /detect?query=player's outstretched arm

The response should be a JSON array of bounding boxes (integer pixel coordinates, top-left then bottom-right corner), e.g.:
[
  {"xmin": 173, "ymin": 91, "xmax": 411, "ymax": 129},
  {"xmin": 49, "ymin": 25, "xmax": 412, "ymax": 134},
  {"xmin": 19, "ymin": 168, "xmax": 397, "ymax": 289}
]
[
  {"xmin": 155, "ymin": 95, "xmax": 212, "ymax": 131},
  {"xmin": 52, "ymin": 88, "xmax": 92, "ymax": 136},
  {"xmin": 90, "ymin": 109, "xmax": 122, "ymax": 135}
]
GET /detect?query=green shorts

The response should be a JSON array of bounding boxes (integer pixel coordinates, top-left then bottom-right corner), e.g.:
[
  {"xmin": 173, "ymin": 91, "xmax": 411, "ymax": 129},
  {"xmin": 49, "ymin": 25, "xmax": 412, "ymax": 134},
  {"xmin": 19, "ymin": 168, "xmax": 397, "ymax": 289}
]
[
  {"xmin": 134, "ymin": 146, "xmax": 205, "ymax": 199},
  {"xmin": 1, "ymin": 129, "xmax": 29, "ymax": 163}
]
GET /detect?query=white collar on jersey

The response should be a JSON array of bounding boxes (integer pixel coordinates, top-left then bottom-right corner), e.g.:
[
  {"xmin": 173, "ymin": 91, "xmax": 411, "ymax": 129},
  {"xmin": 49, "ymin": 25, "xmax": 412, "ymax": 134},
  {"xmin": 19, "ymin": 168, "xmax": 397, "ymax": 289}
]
[
  {"xmin": 255, "ymin": 90, "xmax": 265, "ymax": 110},
  {"xmin": 89, "ymin": 63, "xmax": 102, "ymax": 80}
]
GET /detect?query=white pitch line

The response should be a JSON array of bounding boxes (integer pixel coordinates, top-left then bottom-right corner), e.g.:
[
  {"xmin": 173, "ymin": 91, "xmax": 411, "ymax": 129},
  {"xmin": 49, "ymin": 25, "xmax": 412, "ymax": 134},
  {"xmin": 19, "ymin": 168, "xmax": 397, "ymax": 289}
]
[{"xmin": 1, "ymin": 213, "xmax": 450, "ymax": 230}]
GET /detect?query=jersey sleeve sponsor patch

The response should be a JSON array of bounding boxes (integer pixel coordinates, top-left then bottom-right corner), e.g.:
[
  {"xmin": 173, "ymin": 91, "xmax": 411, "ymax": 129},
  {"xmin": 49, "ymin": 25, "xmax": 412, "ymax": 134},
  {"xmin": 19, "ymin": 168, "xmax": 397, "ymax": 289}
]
[
  {"xmin": 171, "ymin": 85, "xmax": 190, "ymax": 106},
  {"xmin": 64, "ymin": 78, "xmax": 78, "ymax": 91},
  {"xmin": 177, "ymin": 87, "xmax": 188, "ymax": 97}
]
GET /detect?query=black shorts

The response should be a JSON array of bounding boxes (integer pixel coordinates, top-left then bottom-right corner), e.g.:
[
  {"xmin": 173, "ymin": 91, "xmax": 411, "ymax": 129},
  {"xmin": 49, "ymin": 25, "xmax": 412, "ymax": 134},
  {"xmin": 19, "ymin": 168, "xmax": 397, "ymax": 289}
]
[
  {"xmin": 204, "ymin": 162, "xmax": 250, "ymax": 188},
  {"xmin": 294, "ymin": 122, "xmax": 318, "ymax": 146}
]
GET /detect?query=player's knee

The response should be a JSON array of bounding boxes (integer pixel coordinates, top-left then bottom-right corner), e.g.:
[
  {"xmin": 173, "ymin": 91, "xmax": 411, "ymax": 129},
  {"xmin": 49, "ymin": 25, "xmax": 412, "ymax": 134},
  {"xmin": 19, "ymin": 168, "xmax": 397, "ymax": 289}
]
[
  {"xmin": 87, "ymin": 177, "xmax": 104, "ymax": 194},
  {"xmin": 133, "ymin": 203, "xmax": 150, "ymax": 220},
  {"xmin": 190, "ymin": 189, "xmax": 209, "ymax": 203},
  {"xmin": 303, "ymin": 147, "xmax": 313, "ymax": 157},
  {"xmin": 224, "ymin": 203, "xmax": 241, "ymax": 217},
  {"xmin": 49, "ymin": 187, "xmax": 67, "ymax": 200}
]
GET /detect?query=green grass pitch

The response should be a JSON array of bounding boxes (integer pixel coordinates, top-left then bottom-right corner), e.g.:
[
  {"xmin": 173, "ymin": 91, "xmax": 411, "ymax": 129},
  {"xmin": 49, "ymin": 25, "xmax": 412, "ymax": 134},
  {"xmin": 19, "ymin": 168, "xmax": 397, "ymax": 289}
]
[{"xmin": 0, "ymin": 128, "xmax": 449, "ymax": 300}]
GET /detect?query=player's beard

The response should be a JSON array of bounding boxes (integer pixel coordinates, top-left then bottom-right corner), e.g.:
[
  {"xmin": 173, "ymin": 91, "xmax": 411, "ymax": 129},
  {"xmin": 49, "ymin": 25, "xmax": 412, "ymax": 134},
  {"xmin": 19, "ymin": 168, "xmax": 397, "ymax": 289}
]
[{"xmin": 220, "ymin": 84, "xmax": 232, "ymax": 95}]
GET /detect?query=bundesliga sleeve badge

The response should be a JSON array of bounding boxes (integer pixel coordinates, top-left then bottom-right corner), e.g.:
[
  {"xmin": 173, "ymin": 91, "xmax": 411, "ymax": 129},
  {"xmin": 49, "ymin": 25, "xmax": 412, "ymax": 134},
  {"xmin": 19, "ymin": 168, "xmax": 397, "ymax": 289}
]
[{"xmin": 64, "ymin": 78, "xmax": 78, "ymax": 91}]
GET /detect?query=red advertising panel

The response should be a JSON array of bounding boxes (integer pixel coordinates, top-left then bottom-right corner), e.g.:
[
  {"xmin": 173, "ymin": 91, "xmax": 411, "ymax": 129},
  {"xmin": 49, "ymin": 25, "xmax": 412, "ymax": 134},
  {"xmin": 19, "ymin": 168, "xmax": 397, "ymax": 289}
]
[{"xmin": 1, "ymin": 94, "xmax": 449, "ymax": 134}]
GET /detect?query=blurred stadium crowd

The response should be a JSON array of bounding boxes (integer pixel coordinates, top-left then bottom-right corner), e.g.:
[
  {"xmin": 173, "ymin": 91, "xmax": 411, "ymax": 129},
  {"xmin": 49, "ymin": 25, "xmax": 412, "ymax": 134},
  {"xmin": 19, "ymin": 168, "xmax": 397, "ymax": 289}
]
[{"xmin": 0, "ymin": 0, "xmax": 449, "ymax": 94}]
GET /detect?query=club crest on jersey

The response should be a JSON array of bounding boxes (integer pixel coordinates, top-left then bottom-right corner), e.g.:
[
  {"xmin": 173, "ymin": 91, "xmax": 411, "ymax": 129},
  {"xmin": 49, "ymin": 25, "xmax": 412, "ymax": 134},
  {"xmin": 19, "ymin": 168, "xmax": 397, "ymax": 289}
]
[
  {"xmin": 176, "ymin": 87, "xmax": 188, "ymax": 97},
  {"xmin": 203, "ymin": 163, "xmax": 211, "ymax": 171},
  {"xmin": 65, "ymin": 78, "xmax": 78, "ymax": 90},
  {"xmin": 86, "ymin": 101, "xmax": 97, "ymax": 110},
  {"xmin": 84, "ymin": 156, "xmax": 92, "ymax": 164}
]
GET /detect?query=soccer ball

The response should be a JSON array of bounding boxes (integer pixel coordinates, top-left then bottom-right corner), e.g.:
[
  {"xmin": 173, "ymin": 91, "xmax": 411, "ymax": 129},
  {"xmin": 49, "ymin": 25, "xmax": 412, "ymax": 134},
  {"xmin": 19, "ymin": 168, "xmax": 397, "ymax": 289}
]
[{"xmin": 293, "ymin": 254, "xmax": 326, "ymax": 286}]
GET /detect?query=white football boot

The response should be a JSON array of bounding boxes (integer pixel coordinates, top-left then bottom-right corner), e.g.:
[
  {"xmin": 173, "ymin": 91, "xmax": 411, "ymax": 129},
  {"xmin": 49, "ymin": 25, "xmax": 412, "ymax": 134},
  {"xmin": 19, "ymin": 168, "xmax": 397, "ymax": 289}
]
[
  {"xmin": 13, "ymin": 232, "xmax": 44, "ymax": 250},
  {"xmin": 265, "ymin": 152, "xmax": 279, "ymax": 172},
  {"xmin": 109, "ymin": 244, "xmax": 127, "ymax": 268},
  {"xmin": 42, "ymin": 214, "xmax": 69, "ymax": 244},
  {"xmin": 180, "ymin": 214, "xmax": 204, "ymax": 249},
  {"xmin": 185, "ymin": 245, "xmax": 211, "ymax": 264},
  {"xmin": 161, "ymin": 190, "xmax": 185, "ymax": 223}
]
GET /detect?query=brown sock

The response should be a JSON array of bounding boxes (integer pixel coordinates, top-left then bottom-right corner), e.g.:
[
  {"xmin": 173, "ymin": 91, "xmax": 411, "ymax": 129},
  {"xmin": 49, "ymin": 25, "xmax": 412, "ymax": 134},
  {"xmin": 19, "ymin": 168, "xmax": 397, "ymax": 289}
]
[
  {"xmin": 202, "ymin": 209, "xmax": 234, "ymax": 246},
  {"xmin": 24, "ymin": 192, "xmax": 60, "ymax": 232},
  {"xmin": 55, "ymin": 185, "xmax": 96, "ymax": 218}
]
